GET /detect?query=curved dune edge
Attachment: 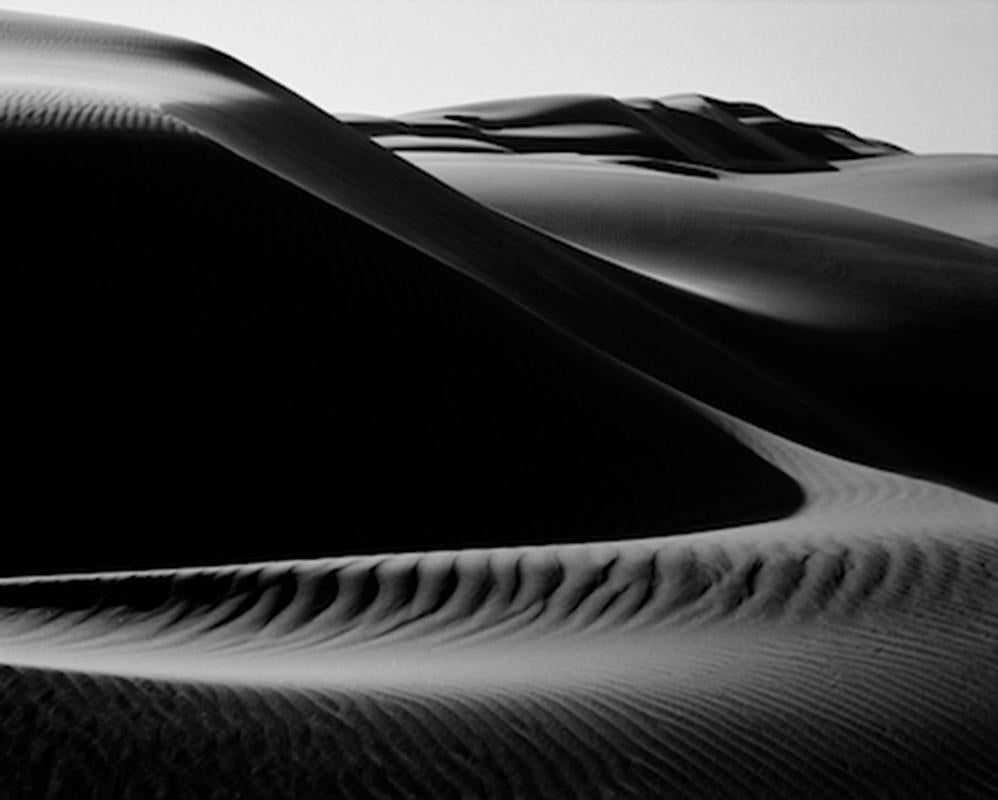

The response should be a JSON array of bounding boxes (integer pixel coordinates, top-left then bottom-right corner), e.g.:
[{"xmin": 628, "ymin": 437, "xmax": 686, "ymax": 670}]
[
  {"xmin": 4, "ymin": 10, "xmax": 995, "ymax": 497},
  {"xmin": 399, "ymin": 150, "xmax": 998, "ymax": 496},
  {"xmin": 4, "ymin": 12, "xmax": 819, "ymax": 559},
  {"xmin": 2, "ymin": 10, "xmax": 998, "ymax": 798},
  {"xmin": 2, "ymin": 422, "xmax": 997, "ymax": 797}
]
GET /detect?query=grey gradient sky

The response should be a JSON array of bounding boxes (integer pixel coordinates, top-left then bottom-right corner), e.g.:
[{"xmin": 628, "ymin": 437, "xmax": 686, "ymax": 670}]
[{"xmin": 4, "ymin": 0, "xmax": 996, "ymax": 154}]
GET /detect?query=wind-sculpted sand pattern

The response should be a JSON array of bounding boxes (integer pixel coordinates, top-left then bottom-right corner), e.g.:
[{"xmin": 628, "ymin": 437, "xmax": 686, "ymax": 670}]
[{"xmin": 2, "ymin": 10, "xmax": 997, "ymax": 798}]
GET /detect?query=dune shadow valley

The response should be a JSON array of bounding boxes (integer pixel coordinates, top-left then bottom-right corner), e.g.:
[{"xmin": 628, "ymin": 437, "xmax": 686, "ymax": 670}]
[{"xmin": 1, "ymin": 10, "xmax": 997, "ymax": 799}]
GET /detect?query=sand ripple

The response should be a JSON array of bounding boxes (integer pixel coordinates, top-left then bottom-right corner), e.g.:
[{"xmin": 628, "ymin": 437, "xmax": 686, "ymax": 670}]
[
  {"xmin": 1, "ymin": 481, "xmax": 996, "ymax": 797},
  {"xmin": 2, "ymin": 10, "xmax": 997, "ymax": 798}
]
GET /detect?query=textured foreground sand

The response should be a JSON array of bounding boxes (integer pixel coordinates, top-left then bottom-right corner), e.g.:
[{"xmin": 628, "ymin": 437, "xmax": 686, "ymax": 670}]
[{"xmin": 2, "ymin": 11, "xmax": 997, "ymax": 799}]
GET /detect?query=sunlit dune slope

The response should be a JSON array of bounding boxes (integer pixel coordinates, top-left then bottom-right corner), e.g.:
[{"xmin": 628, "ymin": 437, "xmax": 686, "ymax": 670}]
[
  {"xmin": 1, "ymin": 429, "xmax": 996, "ymax": 798},
  {"xmin": 370, "ymin": 91, "xmax": 995, "ymax": 246},
  {"xmin": 407, "ymin": 150, "xmax": 998, "ymax": 497},
  {"xmin": 734, "ymin": 153, "xmax": 998, "ymax": 247},
  {"xmin": 1, "ymin": 10, "xmax": 997, "ymax": 800}
]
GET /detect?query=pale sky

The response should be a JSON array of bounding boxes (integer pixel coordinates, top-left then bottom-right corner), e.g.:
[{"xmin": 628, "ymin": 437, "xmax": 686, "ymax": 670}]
[{"xmin": 3, "ymin": 0, "xmax": 996, "ymax": 154}]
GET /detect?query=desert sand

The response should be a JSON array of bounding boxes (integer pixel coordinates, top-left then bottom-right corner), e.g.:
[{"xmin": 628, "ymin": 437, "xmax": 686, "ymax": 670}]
[{"xmin": 1, "ymin": 10, "xmax": 996, "ymax": 798}]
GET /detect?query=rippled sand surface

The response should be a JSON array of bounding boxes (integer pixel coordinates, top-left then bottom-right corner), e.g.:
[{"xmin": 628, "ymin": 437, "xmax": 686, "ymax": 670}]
[{"xmin": 2, "ymin": 11, "xmax": 996, "ymax": 798}]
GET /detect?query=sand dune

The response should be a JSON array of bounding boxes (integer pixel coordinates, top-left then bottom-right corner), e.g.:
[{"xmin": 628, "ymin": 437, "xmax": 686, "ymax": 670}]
[
  {"xmin": 405, "ymin": 150, "xmax": 998, "ymax": 496},
  {"xmin": 734, "ymin": 153, "xmax": 998, "ymax": 247},
  {"xmin": 2, "ymin": 10, "xmax": 997, "ymax": 798},
  {"xmin": 390, "ymin": 92, "xmax": 903, "ymax": 172},
  {"xmin": 2, "ymin": 439, "xmax": 996, "ymax": 797}
]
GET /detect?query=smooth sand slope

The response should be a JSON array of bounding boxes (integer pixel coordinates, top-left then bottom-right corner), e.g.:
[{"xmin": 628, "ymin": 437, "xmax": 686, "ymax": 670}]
[
  {"xmin": 734, "ymin": 154, "xmax": 998, "ymax": 248},
  {"xmin": 403, "ymin": 150, "xmax": 998, "ymax": 496},
  {"xmin": 2, "ymin": 10, "xmax": 997, "ymax": 799}
]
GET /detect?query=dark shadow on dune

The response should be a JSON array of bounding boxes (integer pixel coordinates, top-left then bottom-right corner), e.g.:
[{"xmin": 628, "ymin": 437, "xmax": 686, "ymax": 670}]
[{"xmin": 3, "ymin": 127, "xmax": 805, "ymax": 575}]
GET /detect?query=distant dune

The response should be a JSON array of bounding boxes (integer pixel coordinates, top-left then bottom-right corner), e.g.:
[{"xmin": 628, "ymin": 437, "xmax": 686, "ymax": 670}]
[{"xmin": 2, "ymin": 10, "xmax": 997, "ymax": 799}]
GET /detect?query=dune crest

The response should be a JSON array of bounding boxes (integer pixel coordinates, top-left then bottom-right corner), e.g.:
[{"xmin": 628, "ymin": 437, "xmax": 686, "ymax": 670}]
[{"xmin": 2, "ymin": 11, "xmax": 996, "ymax": 799}]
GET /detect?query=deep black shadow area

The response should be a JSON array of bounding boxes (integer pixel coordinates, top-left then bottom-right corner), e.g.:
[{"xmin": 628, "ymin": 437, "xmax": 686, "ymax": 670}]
[{"xmin": 3, "ymin": 126, "xmax": 803, "ymax": 574}]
